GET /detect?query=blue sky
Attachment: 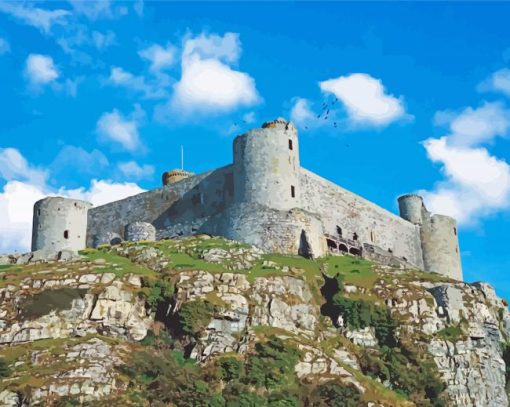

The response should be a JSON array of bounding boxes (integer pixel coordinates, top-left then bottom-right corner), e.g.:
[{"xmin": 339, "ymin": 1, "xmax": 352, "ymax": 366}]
[{"xmin": 1, "ymin": 2, "xmax": 510, "ymax": 298}]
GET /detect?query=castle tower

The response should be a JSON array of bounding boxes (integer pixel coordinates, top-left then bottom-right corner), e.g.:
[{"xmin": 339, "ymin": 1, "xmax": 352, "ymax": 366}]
[
  {"xmin": 162, "ymin": 169, "xmax": 194, "ymax": 186},
  {"xmin": 398, "ymin": 194, "xmax": 462, "ymax": 280},
  {"xmin": 233, "ymin": 118, "xmax": 300, "ymax": 211},
  {"xmin": 420, "ymin": 214, "xmax": 462, "ymax": 281},
  {"xmin": 398, "ymin": 194, "xmax": 426, "ymax": 225},
  {"xmin": 31, "ymin": 197, "xmax": 92, "ymax": 252}
]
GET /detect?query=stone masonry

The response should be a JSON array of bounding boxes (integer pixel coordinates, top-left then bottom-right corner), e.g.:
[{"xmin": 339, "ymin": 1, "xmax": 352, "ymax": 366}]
[{"xmin": 30, "ymin": 118, "xmax": 462, "ymax": 280}]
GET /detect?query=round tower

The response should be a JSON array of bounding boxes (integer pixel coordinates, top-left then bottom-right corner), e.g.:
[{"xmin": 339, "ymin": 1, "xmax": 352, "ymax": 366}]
[
  {"xmin": 233, "ymin": 118, "xmax": 300, "ymax": 211},
  {"xmin": 398, "ymin": 194, "xmax": 425, "ymax": 225},
  {"xmin": 162, "ymin": 169, "xmax": 194, "ymax": 186},
  {"xmin": 421, "ymin": 214, "xmax": 462, "ymax": 280},
  {"xmin": 32, "ymin": 197, "xmax": 92, "ymax": 252}
]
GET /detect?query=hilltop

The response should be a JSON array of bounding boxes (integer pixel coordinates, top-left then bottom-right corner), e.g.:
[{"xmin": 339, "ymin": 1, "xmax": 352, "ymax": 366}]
[{"xmin": 0, "ymin": 236, "xmax": 508, "ymax": 406}]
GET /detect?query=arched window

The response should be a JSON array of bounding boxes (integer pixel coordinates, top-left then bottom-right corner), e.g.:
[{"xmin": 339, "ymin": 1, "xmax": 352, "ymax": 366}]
[
  {"xmin": 353, "ymin": 232, "xmax": 358, "ymax": 241},
  {"xmin": 326, "ymin": 239, "xmax": 338, "ymax": 251},
  {"xmin": 64, "ymin": 230, "xmax": 69, "ymax": 239},
  {"xmin": 349, "ymin": 247, "xmax": 361, "ymax": 256},
  {"xmin": 288, "ymin": 139, "xmax": 293, "ymax": 150},
  {"xmin": 338, "ymin": 244, "xmax": 348, "ymax": 253}
]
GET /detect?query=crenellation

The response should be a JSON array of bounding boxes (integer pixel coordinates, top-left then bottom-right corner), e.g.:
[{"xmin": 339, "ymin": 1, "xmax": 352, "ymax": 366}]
[{"xmin": 31, "ymin": 118, "xmax": 463, "ymax": 280}]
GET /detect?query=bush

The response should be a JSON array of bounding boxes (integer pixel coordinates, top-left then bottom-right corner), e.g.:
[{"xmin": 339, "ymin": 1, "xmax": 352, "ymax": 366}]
[
  {"xmin": 140, "ymin": 329, "xmax": 174, "ymax": 348},
  {"xmin": 268, "ymin": 392, "xmax": 300, "ymax": 406},
  {"xmin": 307, "ymin": 381, "xmax": 363, "ymax": 407},
  {"xmin": 225, "ymin": 391, "xmax": 267, "ymax": 407},
  {"xmin": 245, "ymin": 337, "xmax": 301, "ymax": 390},
  {"xmin": 143, "ymin": 278, "xmax": 174, "ymax": 309},
  {"xmin": 0, "ymin": 358, "xmax": 10, "ymax": 379},
  {"xmin": 435, "ymin": 325, "xmax": 463, "ymax": 342},
  {"xmin": 504, "ymin": 343, "xmax": 510, "ymax": 394},
  {"xmin": 376, "ymin": 344, "xmax": 446, "ymax": 406},
  {"xmin": 331, "ymin": 293, "xmax": 396, "ymax": 347},
  {"xmin": 177, "ymin": 300, "xmax": 214, "ymax": 337},
  {"xmin": 220, "ymin": 357, "xmax": 243, "ymax": 381}
]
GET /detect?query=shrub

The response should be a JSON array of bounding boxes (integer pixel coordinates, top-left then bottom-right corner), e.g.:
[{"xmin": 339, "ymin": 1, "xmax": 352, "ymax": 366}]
[
  {"xmin": 268, "ymin": 392, "xmax": 300, "ymax": 406},
  {"xmin": 0, "ymin": 358, "xmax": 10, "ymax": 379},
  {"xmin": 380, "ymin": 344, "xmax": 446, "ymax": 406},
  {"xmin": 143, "ymin": 278, "xmax": 174, "ymax": 309},
  {"xmin": 504, "ymin": 343, "xmax": 510, "ymax": 394},
  {"xmin": 177, "ymin": 300, "xmax": 214, "ymax": 337},
  {"xmin": 220, "ymin": 357, "xmax": 243, "ymax": 381},
  {"xmin": 225, "ymin": 391, "xmax": 267, "ymax": 407},
  {"xmin": 331, "ymin": 293, "xmax": 396, "ymax": 347},
  {"xmin": 436, "ymin": 325, "xmax": 464, "ymax": 342},
  {"xmin": 245, "ymin": 337, "xmax": 301, "ymax": 390},
  {"xmin": 140, "ymin": 329, "xmax": 174, "ymax": 348},
  {"xmin": 307, "ymin": 381, "xmax": 363, "ymax": 407}
]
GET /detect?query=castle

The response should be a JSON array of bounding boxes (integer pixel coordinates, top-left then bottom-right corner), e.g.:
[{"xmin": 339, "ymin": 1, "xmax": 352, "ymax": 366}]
[{"xmin": 31, "ymin": 118, "xmax": 462, "ymax": 281}]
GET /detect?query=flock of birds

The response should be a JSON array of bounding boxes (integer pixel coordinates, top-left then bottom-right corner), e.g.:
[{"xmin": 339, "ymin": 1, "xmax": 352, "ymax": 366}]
[{"xmin": 230, "ymin": 96, "xmax": 350, "ymax": 147}]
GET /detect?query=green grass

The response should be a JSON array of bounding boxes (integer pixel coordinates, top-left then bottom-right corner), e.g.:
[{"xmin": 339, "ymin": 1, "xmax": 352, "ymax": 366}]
[
  {"xmin": 320, "ymin": 256, "xmax": 377, "ymax": 289},
  {"xmin": 19, "ymin": 288, "xmax": 87, "ymax": 321},
  {"xmin": 256, "ymin": 253, "xmax": 323, "ymax": 302},
  {"xmin": 158, "ymin": 248, "xmax": 225, "ymax": 273},
  {"xmin": 435, "ymin": 325, "xmax": 465, "ymax": 342},
  {"xmin": 80, "ymin": 249, "xmax": 157, "ymax": 278},
  {"xmin": 0, "ymin": 264, "xmax": 14, "ymax": 270}
]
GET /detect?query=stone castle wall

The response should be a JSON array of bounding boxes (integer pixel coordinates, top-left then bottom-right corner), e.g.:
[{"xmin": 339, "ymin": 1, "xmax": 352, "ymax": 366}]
[
  {"xmin": 204, "ymin": 202, "xmax": 326, "ymax": 257},
  {"xmin": 299, "ymin": 169, "xmax": 424, "ymax": 269},
  {"xmin": 86, "ymin": 165, "xmax": 234, "ymax": 247}
]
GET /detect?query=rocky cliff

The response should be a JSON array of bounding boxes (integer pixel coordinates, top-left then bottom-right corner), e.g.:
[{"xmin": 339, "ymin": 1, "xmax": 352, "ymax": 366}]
[{"xmin": 0, "ymin": 236, "xmax": 508, "ymax": 406}]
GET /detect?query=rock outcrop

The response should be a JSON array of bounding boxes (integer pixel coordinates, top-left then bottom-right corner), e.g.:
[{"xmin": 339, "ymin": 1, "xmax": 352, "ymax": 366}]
[{"xmin": 0, "ymin": 237, "xmax": 508, "ymax": 406}]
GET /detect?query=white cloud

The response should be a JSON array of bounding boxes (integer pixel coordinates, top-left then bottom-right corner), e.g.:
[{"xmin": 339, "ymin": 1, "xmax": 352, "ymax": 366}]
[
  {"xmin": 0, "ymin": 37, "xmax": 10, "ymax": 54},
  {"xmin": 0, "ymin": 148, "xmax": 145, "ymax": 253},
  {"xmin": 290, "ymin": 98, "xmax": 318, "ymax": 128},
  {"xmin": 420, "ymin": 102, "xmax": 510, "ymax": 226},
  {"xmin": 434, "ymin": 102, "xmax": 510, "ymax": 147},
  {"xmin": 478, "ymin": 68, "xmax": 510, "ymax": 97},
  {"xmin": 92, "ymin": 30, "xmax": 116, "ymax": 50},
  {"xmin": 25, "ymin": 54, "xmax": 59, "ymax": 86},
  {"xmin": 139, "ymin": 43, "xmax": 176, "ymax": 72},
  {"xmin": 68, "ymin": 0, "xmax": 112, "ymax": 20},
  {"xmin": 243, "ymin": 111, "xmax": 256, "ymax": 124},
  {"xmin": 182, "ymin": 32, "xmax": 241, "ymax": 63},
  {"xmin": 421, "ymin": 138, "xmax": 510, "ymax": 225},
  {"xmin": 51, "ymin": 146, "xmax": 109, "ymax": 177},
  {"xmin": 0, "ymin": 179, "xmax": 144, "ymax": 253},
  {"xmin": 62, "ymin": 179, "xmax": 145, "ymax": 207},
  {"xmin": 169, "ymin": 32, "xmax": 260, "ymax": 116},
  {"xmin": 108, "ymin": 66, "xmax": 168, "ymax": 99},
  {"xmin": 118, "ymin": 161, "xmax": 155, "ymax": 180},
  {"xmin": 0, "ymin": 181, "xmax": 46, "ymax": 253},
  {"xmin": 0, "ymin": 2, "xmax": 69, "ymax": 34},
  {"xmin": 96, "ymin": 106, "xmax": 144, "ymax": 152},
  {"xmin": 319, "ymin": 73, "xmax": 407, "ymax": 127},
  {"xmin": 0, "ymin": 148, "xmax": 47, "ymax": 187}
]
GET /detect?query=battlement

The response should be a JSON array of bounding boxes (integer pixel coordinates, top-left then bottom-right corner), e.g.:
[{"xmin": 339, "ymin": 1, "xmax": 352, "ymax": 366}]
[
  {"xmin": 261, "ymin": 117, "xmax": 297, "ymax": 133},
  {"xmin": 162, "ymin": 169, "xmax": 195, "ymax": 186}
]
